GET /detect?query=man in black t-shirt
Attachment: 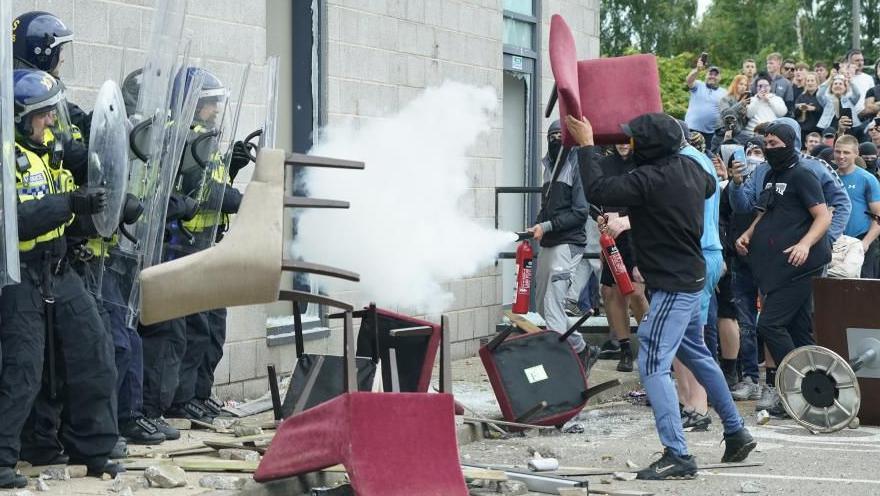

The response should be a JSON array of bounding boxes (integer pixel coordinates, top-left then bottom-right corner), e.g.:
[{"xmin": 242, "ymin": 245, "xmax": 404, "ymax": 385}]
[
  {"xmin": 594, "ymin": 145, "xmax": 650, "ymax": 373},
  {"xmin": 735, "ymin": 122, "xmax": 832, "ymax": 416}
]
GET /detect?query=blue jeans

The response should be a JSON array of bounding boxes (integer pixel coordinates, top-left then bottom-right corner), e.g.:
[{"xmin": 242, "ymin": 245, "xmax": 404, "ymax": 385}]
[
  {"xmin": 704, "ymin": 292, "xmax": 719, "ymax": 359},
  {"xmin": 638, "ymin": 289, "xmax": 745, "ymax": 456},
  {"xmin": 731, "ymin": 260, "xmax": 759, "ymax": 382}
]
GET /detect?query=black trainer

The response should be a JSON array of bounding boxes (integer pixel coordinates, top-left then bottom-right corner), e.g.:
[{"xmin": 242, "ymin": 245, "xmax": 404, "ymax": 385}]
[
  {"xmin": 166, "ymin": 399, "xmax": 214, "ymax": 424},
  {"xmin": 635, "ymin": 448, "xmax": 698, "ymax": 480},
  {"xmin": 0, "ymin": 467, "xmax": 27, "ymax": 489},
  {"xmin": 578, "ymin": 345, "xmax": 601, "ymax": 378},
  {"xmin": 616, "ymin": 347, "xmax": 634, "ymax": 372},
  {"xmin": 120, "ymin": 417, "xmax": 165, "ymax": 445},
  {"xmin": 721, "ymin": 427, "xmax": 757, "ymax": 463},
  {"xmin": 149, "ymin": 417, "xmax": 181, "ymax": 440},
  {"xmin": 682, "ymin": 410, "xmax": 712, "ymax": 431},
  {"xmin": 199, "ymin": 397, "xmax": 226, "ymax": 417},
  {"xmin": 564, "ymin": 300, "xmax": 584, "ymax": 317},
  {"xmin": 85, "ymin": 460, "xmax": 126, "ymax": 478},
  {"xmin": 598, "ymin": 339, "xmax": 621, "ymax": 360}
]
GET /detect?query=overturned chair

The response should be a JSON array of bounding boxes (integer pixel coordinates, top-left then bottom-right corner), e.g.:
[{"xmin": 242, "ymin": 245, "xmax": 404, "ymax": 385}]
[{"xmin": 253, "ymin": 153, "xmax": 467, "ymax": 495}]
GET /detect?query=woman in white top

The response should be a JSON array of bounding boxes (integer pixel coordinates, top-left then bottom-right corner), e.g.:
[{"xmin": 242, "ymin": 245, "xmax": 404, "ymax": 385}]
[
  {"xmin": 746, "ymin": 76, "xmax": 787, "ymax": 132},
  {"xmin": 817, "ymin": 74, "xmax": 861, "ymax": 131}
]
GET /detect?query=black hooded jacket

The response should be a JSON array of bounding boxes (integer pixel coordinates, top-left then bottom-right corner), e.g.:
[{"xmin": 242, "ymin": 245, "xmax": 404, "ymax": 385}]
[
  {"xmin": 577, "ymin": 113, "xmax": 716, "ymax": 293},
  {"xmin": 535, "ymin": 120, "xmax": 589, "ymax": 247}
]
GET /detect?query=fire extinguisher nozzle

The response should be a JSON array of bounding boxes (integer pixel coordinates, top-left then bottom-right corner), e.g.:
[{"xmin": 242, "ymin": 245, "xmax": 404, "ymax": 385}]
[{"xmin": 515, "ymin": 231, "xmax": 535, "ymax": 242}]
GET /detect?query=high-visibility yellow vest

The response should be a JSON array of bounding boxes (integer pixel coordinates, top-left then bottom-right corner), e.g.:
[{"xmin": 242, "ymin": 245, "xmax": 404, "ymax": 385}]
[
  {"xmin": 181, "ymin": 124, "xmax": 229, "ymax": 233},
  {"xmin": 14, "ymin": 129, "xmax": 75, "ymax": 252}
]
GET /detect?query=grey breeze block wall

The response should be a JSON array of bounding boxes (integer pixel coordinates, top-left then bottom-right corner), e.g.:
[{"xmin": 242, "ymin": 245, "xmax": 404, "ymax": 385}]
[{"xmin": 10, "ymin": 0, "xmax": 598, "ymax": 401}]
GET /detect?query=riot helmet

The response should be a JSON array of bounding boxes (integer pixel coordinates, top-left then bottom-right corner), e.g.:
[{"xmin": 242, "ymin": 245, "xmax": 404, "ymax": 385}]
[
  {"xmin": 172, "ymin": 67, "xmax": 226, "ymax": 128},
  {"xmin": 12, "ymin": 68, "xmax": 71, "ymax": 147},
  {"xmin": 12, "ymin": 11, "xmax": 73, "ymax": 77}
]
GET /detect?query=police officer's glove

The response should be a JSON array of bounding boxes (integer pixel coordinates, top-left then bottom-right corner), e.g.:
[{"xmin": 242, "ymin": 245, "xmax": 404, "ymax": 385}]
[
  {"xmin": 228, "ymin": 140, "xmax": 252, "ymax": 181},
  {"xmin": 181, "ymin": 196, "xmax": 199, "ymax": 222},
  {"xmin": 69, "ymin": 187, "xmax": 108, "ymax": 214},
  {"xmin": 121, "ymin": 193, "xmax": 144, "ymax": 224}
]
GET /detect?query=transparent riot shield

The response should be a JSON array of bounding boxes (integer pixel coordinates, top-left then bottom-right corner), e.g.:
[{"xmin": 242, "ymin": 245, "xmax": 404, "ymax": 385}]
[
  {"xmin": 0, "ymin": 1, "xmax": 20, "ymax": 286},
  {"xmin": 261, "ymin": 56, "xmax": 280, "ymax": 150},
  {"xmin": 164, "ymin": 64, "xmax": 250, "ymax": 259},
  {"xmin": 97, "ymin": 0, "xmax": 195, "ymax": 325},
  {"xmin": 88, "ymin": 80, "xmax": 130, "ymax": 237}
]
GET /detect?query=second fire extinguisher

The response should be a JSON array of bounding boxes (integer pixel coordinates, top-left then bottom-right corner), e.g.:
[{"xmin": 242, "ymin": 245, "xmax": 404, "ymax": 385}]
[
  {"xmin": 512, "ymin": 231, "xmax": 535, "ymax": 314},
  {"xmin": 600, "ymin": 231, "xmax": 635, "ymax": 296}
]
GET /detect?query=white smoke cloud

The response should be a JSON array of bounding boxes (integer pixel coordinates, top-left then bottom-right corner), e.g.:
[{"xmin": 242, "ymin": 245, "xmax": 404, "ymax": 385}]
[{"xmin": 293, "ymin": 81, "xmax": 515, "ymax": 313}]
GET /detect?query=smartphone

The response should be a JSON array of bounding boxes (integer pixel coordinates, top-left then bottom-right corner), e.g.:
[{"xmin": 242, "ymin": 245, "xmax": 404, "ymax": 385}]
[
  {"xmin": 733, "ymin": 147, "xmax": 746, "ymax": 164},
  {"xmin": 841, "ymin": 108, "xmax": 853, "ymax": 120},
  {"xmin": 742, "ymin": 91, "xmax": 751, "ymax": 99},
  {"xmin": 834, "ymin": 62, "xmax": 841, "ymax": 71},
  {"xmin": 699, "ymin": 52, "xmax": 709, "ymax": 66}
]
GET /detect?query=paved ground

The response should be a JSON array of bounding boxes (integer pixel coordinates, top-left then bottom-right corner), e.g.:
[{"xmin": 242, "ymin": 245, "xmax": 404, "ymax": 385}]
[
  {"xmin": 457, "ymin": 357, "xmax": 880, "ymax": 496},
  {"xmin": 6, "ymin": 356, "xmax": 880, "ymax": 495}
]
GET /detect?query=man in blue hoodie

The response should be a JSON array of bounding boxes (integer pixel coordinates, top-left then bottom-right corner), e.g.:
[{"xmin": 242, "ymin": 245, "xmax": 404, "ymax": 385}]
[{"xmin": 674, "ymin": 121, "xmax": 724, "ymax": 432}]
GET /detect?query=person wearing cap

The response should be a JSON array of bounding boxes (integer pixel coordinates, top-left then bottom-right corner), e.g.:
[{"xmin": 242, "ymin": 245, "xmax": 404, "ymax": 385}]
[
  {"xmin": 685, "ymin": 56, "xmax": 726, "ymax": 146},
  {"xmin": 834, "ymin": 134, "xmax": 880, "ymax": 278},
  {"xmin": 821, "ymin": 127, "xmax": 837, "ymax": 147},
  {"xmin": 567, "ymin": 113, "xmax": 755, "ymax": 481},
  {"xmin": 735, "ymin": 122, "xmax": 832, "ymax": 416}
]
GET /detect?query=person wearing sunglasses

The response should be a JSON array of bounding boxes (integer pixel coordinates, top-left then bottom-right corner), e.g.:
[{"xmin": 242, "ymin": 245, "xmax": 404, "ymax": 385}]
[{"xmin": 757, "ymin": 52, "xmax": 795, "ymax": 116}]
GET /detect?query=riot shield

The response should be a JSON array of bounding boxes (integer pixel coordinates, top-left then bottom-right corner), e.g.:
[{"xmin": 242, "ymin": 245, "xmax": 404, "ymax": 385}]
[
  {"xmin": 95, "ymin": 0, "xmax": 196, "ymax": 325},
  {"xmin": 88, "ymin": 80, "xmax": 130, "ymax": 237},
  {"xmin": 165, "ymin": 64, "xmax": 250, "ymax": 259},
  {"xmin": 260, "ymin": 56, "xmax": 280, "ymax": 150},
  {"xmin": 0, "ymin": 1, "xmax": 20, "ymax": 286}
]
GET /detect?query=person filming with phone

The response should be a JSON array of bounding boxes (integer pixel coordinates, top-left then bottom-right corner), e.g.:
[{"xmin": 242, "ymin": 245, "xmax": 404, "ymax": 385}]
[
  {"xmin": 817, "ymin": 70, "xmax": 861, "ymax": 136},
  {"xmin": 685, "ymin": 53, "xmax": 726, "ymax": 145}
]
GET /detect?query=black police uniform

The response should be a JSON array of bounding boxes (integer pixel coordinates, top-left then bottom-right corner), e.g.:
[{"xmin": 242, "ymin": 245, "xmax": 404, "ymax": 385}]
[
  {"xmin": 0, "ymin": 128, "xmax": 117, "ymax": 471},
  {"xmin": 168, "ymin": 121, "xmax": 243, "ymax": 417}
]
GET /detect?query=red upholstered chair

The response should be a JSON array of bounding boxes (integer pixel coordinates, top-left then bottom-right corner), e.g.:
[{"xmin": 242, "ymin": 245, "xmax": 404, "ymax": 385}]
[
  {"xmin": 256, "ymin": 306, "xmax": 467, "ymax": 495},
  {"xmin": 548, "ymin": 14, "xmax": 663, "ymax": 146}
]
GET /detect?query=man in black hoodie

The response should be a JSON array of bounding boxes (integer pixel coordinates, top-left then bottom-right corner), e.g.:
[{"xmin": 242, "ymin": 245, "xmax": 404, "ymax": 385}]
[
  {"xmin": 529, "ymin": 120, "xmax": 593, "ymax": 368},
  {"xmin": 567, "ymin": 112, "xmax": 755, "ymax": 480}
]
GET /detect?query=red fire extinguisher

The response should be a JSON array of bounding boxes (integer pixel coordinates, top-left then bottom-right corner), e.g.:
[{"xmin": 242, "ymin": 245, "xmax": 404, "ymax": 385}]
[
  {"xmin": 512, "ymin": 232, "xmax": 534, "ymax": 314},
  {"xmin": 600, "ymin": 231, "xmax": 635, "ymax": 296}
]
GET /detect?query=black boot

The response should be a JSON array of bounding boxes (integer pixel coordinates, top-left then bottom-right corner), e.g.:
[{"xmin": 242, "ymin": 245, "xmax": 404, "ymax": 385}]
[
  {"xmin": 110, "ymin": 437, "xmax": 129, "ymax": 459},
  {"xmin": 0, "ymin": 467, "xmax": 27, "ymax": 489},
  {"xmin": 120, "ymin": 417, "xmax": 166, "ymax": 445},
  {"xmin": 85, "ymin": 460, "xmax": 126, "ymax": 478},
  {"xmin": 148, "ymin": 417, "xmax": 181, "ymax": 441},
  {"xmin": 166, "ymin": 399, "xmax": 214, "ymax": 424},
  {"xmin": 721, "ymin": 427, "xmax": 757, "ymax": 463}
]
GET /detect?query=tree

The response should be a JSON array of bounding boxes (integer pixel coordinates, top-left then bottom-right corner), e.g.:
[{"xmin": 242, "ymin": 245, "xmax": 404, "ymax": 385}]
[{"xmin": 600, "ymin": 0, "xmax": 699, "ymax": 56}]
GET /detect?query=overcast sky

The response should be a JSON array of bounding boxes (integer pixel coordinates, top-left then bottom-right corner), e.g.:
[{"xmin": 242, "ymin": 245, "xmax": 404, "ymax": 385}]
[{"xmin": 697, "ymin": 0, "xmax": 711, "ymax": 19}]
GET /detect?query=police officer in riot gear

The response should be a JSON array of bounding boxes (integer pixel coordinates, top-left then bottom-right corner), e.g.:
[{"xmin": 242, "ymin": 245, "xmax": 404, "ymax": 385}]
[
  {"xmin": 162, "ymin": 67, "xmax": 249, "ymax": 422},
  {"xmin": 0, "ymin": 69, "xmax": 121, "ymax": 487},
  {"xmin": 12, "ymin": 11, "xmax": 92, "ymax": 139}
]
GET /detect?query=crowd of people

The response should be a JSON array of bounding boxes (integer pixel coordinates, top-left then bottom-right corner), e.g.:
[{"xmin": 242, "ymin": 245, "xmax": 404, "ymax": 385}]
[
  {"xmin": 528, "ymin": 49, "xmax": 880, "ymax": 481},
  {"xmin": 0, "ymin": 11, "xmax": 251, "ymax": 488}
]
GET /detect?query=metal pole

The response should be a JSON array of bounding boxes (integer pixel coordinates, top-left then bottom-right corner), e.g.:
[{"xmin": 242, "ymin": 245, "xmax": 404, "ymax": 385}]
[{"xmin": 853, "ymin": 0, "xmax": 861, "ymax": 50}]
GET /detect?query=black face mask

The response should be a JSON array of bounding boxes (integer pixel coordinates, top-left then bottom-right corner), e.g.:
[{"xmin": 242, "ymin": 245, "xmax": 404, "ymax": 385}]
[
  {"xmin": 764, "ymin": 146, "xmax": 798, "ymax": 171},
  {"xmin": 548, "ymin": 139, "xmax": 562, "ymax": 163}
]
